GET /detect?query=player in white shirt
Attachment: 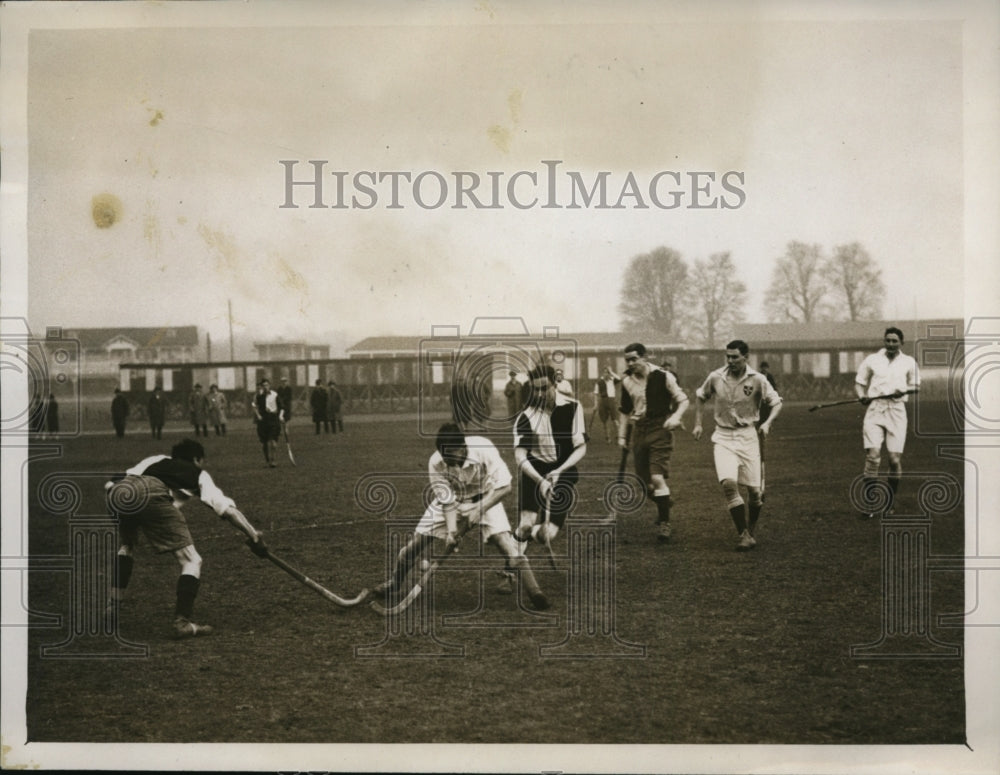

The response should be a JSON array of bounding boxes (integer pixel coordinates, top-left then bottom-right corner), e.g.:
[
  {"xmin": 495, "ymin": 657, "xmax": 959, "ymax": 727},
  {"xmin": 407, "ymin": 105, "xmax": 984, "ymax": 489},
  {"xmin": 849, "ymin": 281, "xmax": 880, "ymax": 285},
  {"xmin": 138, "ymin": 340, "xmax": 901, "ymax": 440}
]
[
  {"xmin": 374, "ymin": 423, "xmax": 550, "ymax": 611},
  {"xmin": 854, "ymin": 326, "xmax": 920, "ymax": 519},
  {"xmin": 693, "ymin": 340, "xmax": 782, "ymax": 551}
]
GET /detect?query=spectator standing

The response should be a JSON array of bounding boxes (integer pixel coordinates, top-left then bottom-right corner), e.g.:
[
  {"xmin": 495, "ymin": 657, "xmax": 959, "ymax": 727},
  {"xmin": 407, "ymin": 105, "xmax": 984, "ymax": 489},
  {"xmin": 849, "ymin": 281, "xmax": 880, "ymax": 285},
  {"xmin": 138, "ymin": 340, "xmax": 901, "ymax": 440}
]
[
  {"xmin": 111, "ymin": 388, "xmax": 129, "ymax": 439},
  {"xmin": 148, "ymin": 387, "xmax": 167, "ymax": 440},
  {"xmin": 206, "ymin": 384, "xmax": 228, "ymax": 436},
  {"xmin": 189, "ymin": 384, "xmax": 208, "ymax": 437},
  {"xmin": 327, "ymin": 380, "xmax": 344, "ymax": 433},
  {"xmin": 310, "ymin": 379, "xmax": 330, "ymax": 434},
  {"xmin": 503, "ymin": 370, "xmax": 523, "ymax": 420}
]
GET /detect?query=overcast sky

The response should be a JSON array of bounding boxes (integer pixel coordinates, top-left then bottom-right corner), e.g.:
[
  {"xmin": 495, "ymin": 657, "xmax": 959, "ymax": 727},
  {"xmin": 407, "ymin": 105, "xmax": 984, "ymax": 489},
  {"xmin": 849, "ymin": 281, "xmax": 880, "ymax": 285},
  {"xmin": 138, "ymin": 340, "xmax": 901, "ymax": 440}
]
[{"xmin": 15, "ymin": 4, "xmax": 981, "ymax": 353}]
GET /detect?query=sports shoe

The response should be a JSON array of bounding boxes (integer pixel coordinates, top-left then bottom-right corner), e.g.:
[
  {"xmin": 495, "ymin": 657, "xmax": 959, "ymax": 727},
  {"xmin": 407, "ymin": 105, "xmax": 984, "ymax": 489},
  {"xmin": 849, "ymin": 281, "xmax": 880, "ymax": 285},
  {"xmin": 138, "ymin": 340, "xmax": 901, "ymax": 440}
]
[
  {"xmin": 495, "ymin": 574, "xmax": 515, "ymax": 595},
  {"xmin": 736, "ymin": 530, "xmax": 755, "ymax": 552},
  {"xmin": 656, "ymin": 521, "xmax": 672, "ymax": 544},
  {"xmin": 173, "ymin": 617, "xmax": 214, "ymax": 638},
  {"xmin": 529, "ymin": 591, "xmax": 551, "ymax": 611}
]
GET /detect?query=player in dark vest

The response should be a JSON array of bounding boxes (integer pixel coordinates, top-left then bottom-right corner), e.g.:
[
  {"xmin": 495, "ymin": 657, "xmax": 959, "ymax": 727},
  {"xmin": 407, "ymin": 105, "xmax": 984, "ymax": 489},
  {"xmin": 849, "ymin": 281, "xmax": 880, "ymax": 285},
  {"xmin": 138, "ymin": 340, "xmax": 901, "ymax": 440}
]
[
  {"xmin": 512, "ymin": 364, "xmax": 588, "ymax": 546},
  {"xmin": 104, "ymin": 438, "xmax": 266, "ymax": 638}
]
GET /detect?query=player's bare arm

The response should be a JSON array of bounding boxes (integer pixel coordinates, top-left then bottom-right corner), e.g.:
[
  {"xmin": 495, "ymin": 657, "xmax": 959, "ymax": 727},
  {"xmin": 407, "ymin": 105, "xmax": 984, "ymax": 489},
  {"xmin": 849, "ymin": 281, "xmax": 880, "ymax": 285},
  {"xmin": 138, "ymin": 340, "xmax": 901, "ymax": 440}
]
[
  {"xmin": 692, "ymin": 396, "xmax": 707, "ymax": 440},
  {"xmin": 617, "ymin": 412, "xmax": 630, "ymax": 448},
  {"xmin": 545, "ymin": 441, "xmax": 587, "ymax": 489},
  {"xmin": 664, "ymin": 394, "xmax": 689, "ymax": 430},
  {"xmin": 758, "ymin": 400, "xmax": 782, "ymax": 437}
]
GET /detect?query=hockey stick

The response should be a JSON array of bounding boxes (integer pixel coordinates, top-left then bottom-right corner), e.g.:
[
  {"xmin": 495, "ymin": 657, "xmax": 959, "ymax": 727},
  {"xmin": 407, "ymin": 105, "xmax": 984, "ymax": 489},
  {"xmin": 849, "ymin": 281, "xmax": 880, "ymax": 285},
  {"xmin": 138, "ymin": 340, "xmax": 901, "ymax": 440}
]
[
  {"xmin": 537, "ymin": 484, "xmax": 558, "ymax": 571},
  {"xmin": 370, "ymin": 541, "xmax": 461, "ymax": 616},
  {"xmin": 282, "ymin": 422, "xmax": 297, "ymax": 465},
  {"xmin": 758, "ymin": 427, "xmax": 767, "ymax": 501},
  {"xmin": 808, "ymin": 389, "xmax": 918, "ymax": 412},
  {"xmin": 250, "ymin": 540, "xmax": 368, "ymax": 607}
]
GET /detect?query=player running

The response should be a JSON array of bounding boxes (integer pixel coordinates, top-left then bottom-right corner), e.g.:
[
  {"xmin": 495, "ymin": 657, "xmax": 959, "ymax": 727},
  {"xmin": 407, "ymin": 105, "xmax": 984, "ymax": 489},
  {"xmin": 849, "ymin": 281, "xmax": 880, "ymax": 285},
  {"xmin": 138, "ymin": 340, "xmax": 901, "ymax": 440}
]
[
  {"xmin": 693, "ymin": 340, "xmax": 782, "ymax": 551},
  {"xmin": 854, "ymin": 326, "xmax": 920, "ymax": 519},
  {"xmin": 618, "ymin": 343, "xmax": 688, "ymax": 543},
  {"xmin": 104, "ymin": 438, "xmax": 266, "ymax": 638}
]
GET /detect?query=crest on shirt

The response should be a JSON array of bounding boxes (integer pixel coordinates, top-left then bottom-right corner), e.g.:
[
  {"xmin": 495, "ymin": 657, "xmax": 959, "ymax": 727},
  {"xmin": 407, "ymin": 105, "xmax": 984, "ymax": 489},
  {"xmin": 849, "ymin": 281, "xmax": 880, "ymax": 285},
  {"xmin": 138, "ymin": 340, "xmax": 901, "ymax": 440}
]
[{"xmin": 743, "ymin": 384, "xmax": 753, "ymax": 396}]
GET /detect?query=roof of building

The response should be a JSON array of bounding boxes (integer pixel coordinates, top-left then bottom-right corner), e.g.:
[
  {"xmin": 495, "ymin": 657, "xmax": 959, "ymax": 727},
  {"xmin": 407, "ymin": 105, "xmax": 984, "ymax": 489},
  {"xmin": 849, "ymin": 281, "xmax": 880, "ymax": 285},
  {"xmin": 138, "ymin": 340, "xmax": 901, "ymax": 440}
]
[
  {"xmin": 737, "ymin": 318, "xmax": 963, "ymax": 349},
  {"xmin": 347, "ymin": 331, "xmax": 686, "ymax": 356},
  {"xmin": 346, "ymin": 320, "xmax": 962, "ymax": 355},
  {"xmin": 54, "ymin": 326, "xmax": 200, "ymax": 349}
]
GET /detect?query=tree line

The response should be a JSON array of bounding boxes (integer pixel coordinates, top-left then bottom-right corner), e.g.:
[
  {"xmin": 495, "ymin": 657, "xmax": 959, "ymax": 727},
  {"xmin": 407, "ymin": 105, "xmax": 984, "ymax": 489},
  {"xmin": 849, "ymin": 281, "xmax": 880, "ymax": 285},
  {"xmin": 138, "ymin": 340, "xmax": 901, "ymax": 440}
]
[{"xmin": 618, "ymin": 241, "xmax": 886, "ymax": 347}]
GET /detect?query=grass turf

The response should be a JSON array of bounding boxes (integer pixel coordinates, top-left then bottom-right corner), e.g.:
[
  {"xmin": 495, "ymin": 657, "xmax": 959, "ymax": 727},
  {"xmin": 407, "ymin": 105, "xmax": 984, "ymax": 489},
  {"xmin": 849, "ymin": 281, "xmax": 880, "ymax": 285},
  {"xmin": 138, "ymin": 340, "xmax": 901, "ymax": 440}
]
[{"xmin": 24, "ymin": 402, "xmax": 965, "ymax": 744}]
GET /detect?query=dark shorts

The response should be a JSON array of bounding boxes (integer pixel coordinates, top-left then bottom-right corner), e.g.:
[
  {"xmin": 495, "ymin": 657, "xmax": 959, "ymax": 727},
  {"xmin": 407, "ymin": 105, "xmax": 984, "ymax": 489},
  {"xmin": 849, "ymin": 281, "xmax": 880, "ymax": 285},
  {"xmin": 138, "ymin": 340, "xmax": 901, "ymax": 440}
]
[
  {"xmin": 633, "ymin": 418, "xmax": 674, "ymax": 484},
  {"xmin": 597, "ymin": 396, "xmax": 617, "ymax": 422},
  {"xmin": 107, "ymin": 476, "xmax": 193, "ymax": 553},
  {"xmin": 257, "ymin": 414, "xmax": 281, "ymax": 442},
  {"xmin": 518, "ymin": 459, "xmax": 579, "ymax": 528}
]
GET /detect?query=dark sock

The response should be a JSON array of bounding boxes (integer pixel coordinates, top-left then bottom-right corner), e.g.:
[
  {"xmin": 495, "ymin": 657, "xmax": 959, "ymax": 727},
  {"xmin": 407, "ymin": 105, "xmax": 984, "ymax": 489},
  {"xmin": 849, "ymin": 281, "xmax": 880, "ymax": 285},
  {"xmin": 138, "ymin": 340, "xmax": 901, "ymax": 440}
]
[
  {"xmin": 748, "ymin": 503, "xmax": 762, "ymax": 534},
  {"xmin": 729, "ymin": 504, "xmax": 747, "ymax": 534},
  {"xmin": 115, "ymin": 554, "xmax": 135, "ymax": 590},
  {"xmin": 653, "ymin": 494, "xmax": 671, "ymax": 524},
  {"xmin": 175, "ymin": 574, "xmax": 200, "ymax": 619},
  {"xmin": 887, "ymin": 475, "xmax": 900, "ymax": 511}
]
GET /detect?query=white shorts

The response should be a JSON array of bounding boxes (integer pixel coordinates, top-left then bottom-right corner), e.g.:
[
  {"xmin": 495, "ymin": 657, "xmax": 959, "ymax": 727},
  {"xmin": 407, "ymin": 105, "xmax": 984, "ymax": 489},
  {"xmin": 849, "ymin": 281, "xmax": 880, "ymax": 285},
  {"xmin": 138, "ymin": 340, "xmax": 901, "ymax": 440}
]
[
  {"xmin": 415, "ymin": 499, "xmax": 511, "ymax": 543},
  {"xmin": 862, "ymin": 403, "xmax": 908, "ymax": 454},
  {"xmin": 711, "ymin": 426, "xmax": 761, "ymax": 488}
]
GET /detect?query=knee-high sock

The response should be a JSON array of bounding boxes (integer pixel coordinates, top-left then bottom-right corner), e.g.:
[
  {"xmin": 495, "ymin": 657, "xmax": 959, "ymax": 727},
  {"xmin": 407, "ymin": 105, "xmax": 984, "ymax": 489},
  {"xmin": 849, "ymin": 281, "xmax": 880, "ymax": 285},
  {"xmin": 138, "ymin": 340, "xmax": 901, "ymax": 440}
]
[
  {"xmin": 175, "ymin": 574, "xmax": 200, "ymax": 619},
  {"xmin": 653, "ymin": 494, "xmax": 671, "ymax": 524},
  {"xmin": 729, "ymin": 505, "xmax": 747, "ymax": 534}
]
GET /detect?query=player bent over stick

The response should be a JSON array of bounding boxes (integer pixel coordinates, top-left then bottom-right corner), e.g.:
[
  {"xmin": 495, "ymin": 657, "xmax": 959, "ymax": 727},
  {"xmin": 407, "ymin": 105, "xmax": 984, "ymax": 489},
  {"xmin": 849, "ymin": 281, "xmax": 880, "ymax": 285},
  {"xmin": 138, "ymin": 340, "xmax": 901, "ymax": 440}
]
[
  {"xmin": 104, "ymin": 439, "xmax": 266, "ymax": 638},
  {"xmin": 693, "ymin": 340, "xmax": 782, "ymax": 551},
  {"xmin": 372, "ymin": 423, "xmax": 550, "ymax": 612}
]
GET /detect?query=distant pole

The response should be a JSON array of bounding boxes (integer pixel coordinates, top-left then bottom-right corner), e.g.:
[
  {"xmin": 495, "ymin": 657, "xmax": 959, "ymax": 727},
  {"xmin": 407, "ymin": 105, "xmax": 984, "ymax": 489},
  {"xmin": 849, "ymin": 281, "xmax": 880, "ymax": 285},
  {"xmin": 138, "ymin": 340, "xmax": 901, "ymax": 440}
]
[
  {"xmin": 228, "ymin": 299, "xmax": 235, "ymax": 362},
  {"xmin": 206, "ymin": 331, "xmax": 212, "ymax": 363}
]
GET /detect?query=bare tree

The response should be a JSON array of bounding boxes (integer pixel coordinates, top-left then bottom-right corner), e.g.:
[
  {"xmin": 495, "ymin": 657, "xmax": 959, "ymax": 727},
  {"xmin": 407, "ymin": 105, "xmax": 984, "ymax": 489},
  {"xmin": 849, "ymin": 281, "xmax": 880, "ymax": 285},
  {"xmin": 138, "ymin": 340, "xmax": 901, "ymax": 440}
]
[
  {"xmin": 686, "ymin": 252, "xmax": 748, "ymax": 347},
  {"xmin": 618, "ymin": 246, "xmax": 689, "ymax": 339},
  {"xmin": 823, "ymin": 242, "xmax": 885, "ymax": 321},
  {"xmin": 765, "ymin": 241, "xmax": 828, "ymax": 323}
]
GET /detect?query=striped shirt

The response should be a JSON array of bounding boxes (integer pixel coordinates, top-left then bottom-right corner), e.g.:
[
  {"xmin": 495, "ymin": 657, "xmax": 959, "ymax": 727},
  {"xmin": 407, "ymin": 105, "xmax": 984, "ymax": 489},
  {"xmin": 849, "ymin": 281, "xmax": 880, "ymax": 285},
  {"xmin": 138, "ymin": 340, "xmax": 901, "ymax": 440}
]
[{"xmin": 514, "ymin": 394, "xmax": 586, "ymax": 465}]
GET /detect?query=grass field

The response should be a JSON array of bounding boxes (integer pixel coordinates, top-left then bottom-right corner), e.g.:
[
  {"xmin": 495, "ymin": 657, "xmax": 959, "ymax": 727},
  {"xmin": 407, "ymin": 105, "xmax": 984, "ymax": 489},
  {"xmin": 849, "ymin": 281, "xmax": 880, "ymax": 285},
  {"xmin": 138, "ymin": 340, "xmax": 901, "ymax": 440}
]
[{"xmin": 23, "ymin": 401, "xmax": 966, "ymax": 747}]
